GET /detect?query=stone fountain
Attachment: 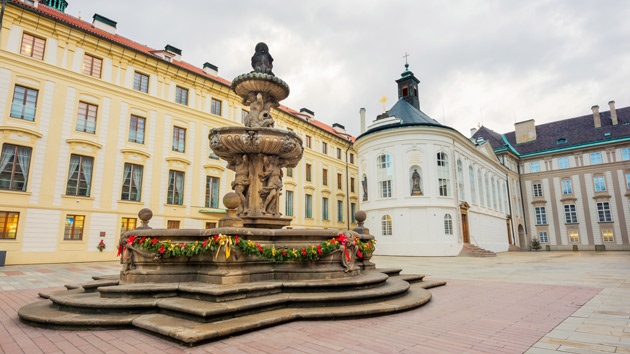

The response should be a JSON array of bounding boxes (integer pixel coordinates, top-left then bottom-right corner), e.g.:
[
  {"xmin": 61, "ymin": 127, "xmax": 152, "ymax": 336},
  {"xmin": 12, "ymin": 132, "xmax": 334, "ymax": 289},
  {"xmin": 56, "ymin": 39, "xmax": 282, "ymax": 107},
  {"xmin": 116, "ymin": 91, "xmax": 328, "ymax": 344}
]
[{"xmin": 18, "ymin": 43, "xmax": 445, "ymax": 345}]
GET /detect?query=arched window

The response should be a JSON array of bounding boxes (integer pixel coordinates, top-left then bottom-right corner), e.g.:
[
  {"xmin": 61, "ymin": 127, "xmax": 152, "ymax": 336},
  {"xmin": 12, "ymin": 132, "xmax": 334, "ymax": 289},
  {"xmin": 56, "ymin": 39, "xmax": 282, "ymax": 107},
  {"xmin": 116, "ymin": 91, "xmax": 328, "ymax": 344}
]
[
  {"xmin": 382, "ymin": 215, "xmax": 392, "ymax": 236},
  {"xmin": 410, "ymin": 166, "xmax": 422, "ymax": 196},
  {"xmin": 444, "ymin": 214, "xmax": 453, "ymax": 235},
  {"xmin": 437, "ymin": 152, "xmax": 450, "ymax": 196},
  {"xmin": 477, "ymin": 168, "xmax": 485, "ymax": 206},
  {"xmin": 377, "ymin": 154, "xmax": 393, "ymax": 198},
  {"xmin": 457, "ymin": 159, "xmax": 465, "ymax": 200},
  {"xmin": 469, "ymin": 166, "xmax": 477, "ymax": 204}
]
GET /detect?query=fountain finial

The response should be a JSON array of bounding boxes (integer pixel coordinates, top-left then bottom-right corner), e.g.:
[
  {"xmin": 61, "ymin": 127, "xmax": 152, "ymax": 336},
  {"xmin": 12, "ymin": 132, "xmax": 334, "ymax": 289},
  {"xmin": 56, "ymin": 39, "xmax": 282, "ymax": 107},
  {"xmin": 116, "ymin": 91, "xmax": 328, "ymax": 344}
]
[{"xmin": 251, "ymin": 42, "xmax": 274, "ymax": 75}]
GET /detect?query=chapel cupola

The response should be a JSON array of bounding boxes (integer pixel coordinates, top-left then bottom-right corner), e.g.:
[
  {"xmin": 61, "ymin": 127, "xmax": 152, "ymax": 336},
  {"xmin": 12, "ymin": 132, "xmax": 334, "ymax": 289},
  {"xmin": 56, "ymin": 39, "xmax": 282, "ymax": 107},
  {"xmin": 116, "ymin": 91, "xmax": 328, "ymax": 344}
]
[{"xmin": 395, "ymin": 61, "xmax": 420, "ymax": 110}]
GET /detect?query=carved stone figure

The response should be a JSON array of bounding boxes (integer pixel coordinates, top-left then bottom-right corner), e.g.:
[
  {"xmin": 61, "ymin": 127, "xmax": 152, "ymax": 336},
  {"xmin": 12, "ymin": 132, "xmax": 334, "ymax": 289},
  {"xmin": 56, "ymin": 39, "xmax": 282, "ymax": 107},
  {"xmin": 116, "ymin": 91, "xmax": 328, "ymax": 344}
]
[
  {"xmin": 251, "ymin": 42, "xmax": 274, "ymax": 75},
  {"xmin": 259, "ymin": 155, "xmax": 283, "ymax": 216},
  {"xmin": 411, "ymin": 169, "xmax": 422, "ymax": 195},
  {"xmin": 340, "ymin": 236, "xmax": 357, "ymax": 272},
  {"xmin": 229, "ymin": 155, "xmax": 251, "ymax": 215},
  {"xmin": 362, "ymin": 175, "xmax": 368, "ymax": 201},
  {"xmin": 244, "ymin": 93, "xmax": 275, "ymax": 128}
]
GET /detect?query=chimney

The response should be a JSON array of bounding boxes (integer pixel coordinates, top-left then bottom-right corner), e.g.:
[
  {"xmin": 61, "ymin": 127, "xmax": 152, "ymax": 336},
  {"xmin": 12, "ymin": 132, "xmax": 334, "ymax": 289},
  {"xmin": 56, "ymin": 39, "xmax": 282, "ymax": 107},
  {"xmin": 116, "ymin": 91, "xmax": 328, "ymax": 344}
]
[
  {"xmin": 92, "ymin": 14, "xmax": 117, "ymax": 35},
  {"xmin": 592, "ymin": 105, "xmax": 601, "ymax": 128},
  {"xmin": 332, "ymin": 123, "xmax": 346, "ymax": 134},
  {"xmin": 514, "ymin": 119, "xmax": 537, "ymax": 144},
  {"xmin": 470, "ymin": 127, "xmax": 477, "ymax": 137},
  {"xmin": 299, "ymin": 108, "xmax": 314, "ymax": 121},
  {"xmin": 203, "ymin": 62, "xmax": 218, "ymax": 76},
  {"xmin": 609, "ymin": 101, "xmax": 618, "ymax": 126},
  {"xmin": 164, "ymin": 45, "xmax": 182, "ymax": 61},
  {"xmin": 359, "ymin": 108, "xmax": 366, "ymax": 134}
]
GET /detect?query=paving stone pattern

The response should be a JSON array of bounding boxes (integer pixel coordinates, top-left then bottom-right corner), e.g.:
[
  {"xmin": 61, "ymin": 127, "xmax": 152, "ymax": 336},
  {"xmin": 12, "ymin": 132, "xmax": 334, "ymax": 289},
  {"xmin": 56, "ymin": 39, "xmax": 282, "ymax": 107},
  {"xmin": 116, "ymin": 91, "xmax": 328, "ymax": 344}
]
[{"xmin": 0, "ymin": 252, "xmax": 628, "ymax": 353}]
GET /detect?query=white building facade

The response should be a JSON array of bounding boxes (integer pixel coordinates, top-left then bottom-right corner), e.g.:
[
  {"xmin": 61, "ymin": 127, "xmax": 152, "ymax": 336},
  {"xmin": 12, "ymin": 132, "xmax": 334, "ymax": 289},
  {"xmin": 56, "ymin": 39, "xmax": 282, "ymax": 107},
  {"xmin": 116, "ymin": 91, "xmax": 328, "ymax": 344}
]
[{"xmin": 354, "ymin": 65, "xmax": 512, "ymax": 256}]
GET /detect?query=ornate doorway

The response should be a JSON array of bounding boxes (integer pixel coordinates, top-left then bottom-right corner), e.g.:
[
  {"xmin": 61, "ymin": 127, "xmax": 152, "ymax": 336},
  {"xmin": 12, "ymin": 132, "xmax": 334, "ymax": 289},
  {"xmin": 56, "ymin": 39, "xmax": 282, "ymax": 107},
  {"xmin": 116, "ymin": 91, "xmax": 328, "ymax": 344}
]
[{"xmin": 459, "ymin": 201, "xmax": 470, "ymax": 244}]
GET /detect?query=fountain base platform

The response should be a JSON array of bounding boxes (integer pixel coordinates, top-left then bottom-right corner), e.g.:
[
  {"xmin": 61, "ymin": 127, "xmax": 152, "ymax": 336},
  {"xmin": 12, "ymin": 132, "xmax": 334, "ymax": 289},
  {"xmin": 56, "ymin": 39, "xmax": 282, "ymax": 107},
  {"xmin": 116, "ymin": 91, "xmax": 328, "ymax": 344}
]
[{"xmin": 19, "ymin": 268, "xmax": 445, "ymax": 345}]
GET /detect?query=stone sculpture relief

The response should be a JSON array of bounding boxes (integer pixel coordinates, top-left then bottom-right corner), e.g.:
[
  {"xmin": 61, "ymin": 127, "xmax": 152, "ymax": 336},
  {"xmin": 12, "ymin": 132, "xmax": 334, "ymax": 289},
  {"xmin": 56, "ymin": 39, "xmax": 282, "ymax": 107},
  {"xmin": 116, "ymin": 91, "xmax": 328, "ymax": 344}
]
[
  {"xmin": 251, "ymin": 42, "xmax": 274, "ymax": 75},
  {"xmin": 229, "ymin": 154, "xmax": 251, "ymax": 215},
  {"xmin": 259, "ymin": 155, "xmax": 283, "ymax": 216}
]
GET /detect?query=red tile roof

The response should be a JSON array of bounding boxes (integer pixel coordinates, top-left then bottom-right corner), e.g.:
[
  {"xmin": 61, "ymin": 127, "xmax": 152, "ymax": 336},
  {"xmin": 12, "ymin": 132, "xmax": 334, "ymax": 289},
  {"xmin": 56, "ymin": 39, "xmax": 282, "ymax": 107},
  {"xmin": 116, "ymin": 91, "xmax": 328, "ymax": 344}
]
[{"xmin": 10, "ymin": 0, "xmax": 353, "ymax": 141}]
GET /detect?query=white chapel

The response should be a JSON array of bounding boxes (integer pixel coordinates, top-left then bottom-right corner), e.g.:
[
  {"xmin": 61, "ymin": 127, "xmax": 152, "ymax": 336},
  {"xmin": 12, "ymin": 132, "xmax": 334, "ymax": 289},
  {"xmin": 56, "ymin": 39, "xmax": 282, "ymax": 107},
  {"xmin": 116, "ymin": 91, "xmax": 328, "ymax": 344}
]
[{"xmin": 354, "ymin": 63, "xmax": 513, "ymax": 256}]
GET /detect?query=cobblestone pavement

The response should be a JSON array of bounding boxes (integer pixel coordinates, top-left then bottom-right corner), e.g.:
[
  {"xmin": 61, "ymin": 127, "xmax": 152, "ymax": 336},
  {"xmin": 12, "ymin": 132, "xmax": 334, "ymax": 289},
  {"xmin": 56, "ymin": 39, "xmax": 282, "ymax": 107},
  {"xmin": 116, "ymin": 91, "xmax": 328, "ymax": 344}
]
[{"xmin": 0, "ymin": 251, "xmax": 627, "ymax": 353}]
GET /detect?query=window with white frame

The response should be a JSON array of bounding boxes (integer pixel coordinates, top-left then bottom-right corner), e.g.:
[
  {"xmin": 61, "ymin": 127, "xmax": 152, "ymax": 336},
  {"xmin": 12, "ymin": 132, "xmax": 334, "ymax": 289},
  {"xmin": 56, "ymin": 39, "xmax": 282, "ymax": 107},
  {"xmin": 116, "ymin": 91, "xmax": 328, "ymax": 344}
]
[
  {"xmin": 530, "ymin": 161, "xmax": 540, "ymax": 173},
  {"xmin": 485, "ymin": 174, "xmax": 491, "ymax": 207},
  {"xmin": 596, "ymin": 202, "xmax": 612, "ymax": 222},
  {"xmin": 167, "ymin": 170, "xmax": 184, "ymax": 205},
  {"xmin": 0, "ymin": 144, "xmax": 32, "ymax": 192},
  {"xmin": 457, "ymin": 160, "xmax": 465, "ymax": 200},
  {"xmin": 593, "ymin": 176, "xmax": 606, "ymax": 192},
  {"xmin": 622, "ymin": 148, "xmax": 630, "ymax": 161},
  {"xmin": 602, "ymin": 230, "xmax": 614, "ymax": 242},
  {"xmin": 533, "ymin": 183, "xmax": 543, "ymax": 197},
  {"xmin": 437, "ymin": 152, "xmax": 450, "ymax": 196},
  {"xmin": 590, "ymin": 152, "xmax": 602, "ymax": 164},
  {"xmin": 625, "ymin": 172, "xmax": 630, "ymax": 190},
  {"xmin": 205, "ymin": 176, "xmax": 220, "ymax": 208},
  {"xmin": 76, "ymin": 102, "xmax": 98, "ymax": 134},
  {"xmin": 558, "ymin": 157, "xmax": 569, "ymax": 169},
  {"xmin": 491, "ymin": 176, "xmax": 498, "ymax": 210},
  {"xmin": 535, "ymin": 207, "xmax": 547, "ymax": 225},
  {"xmin": 561, "ymin": 179, "xmax": 573, "ymax": 195},
  {"xmin": 564, "ymin": 204, "xmax": 578, "ymax": 224},
  {"xmin": 538, "ymin": 231, "xmax": 548, "ymax": 243},
  {"xmin": 121, "ymin": 163, "xmax": 143, "ymax": 202},
  {"xmin": 444, "ymin": 214, "xmax": 453, "ymax": 235},
  {"xmin": 377, "ymin": 154, "xmax": 393, "ymax": 198},
  {"xmin": 382, "ymin": 215, "xmax": 392, "ymax": 236},
  {"xmin": 285, "ymin": 190, "xmax": 293, "ymax": 216},
  {"xmin": 469, "ymin": 166, "xmax": 477, "ymax": 204},
  {"xmin": 478, "ymin": 168, "xmax": 485, "ymax": 206},
  {"xmin": 65, "ymin": 154, "xmax": 93, "ymax": 197},
  {"xmin": 569, "ymin": 231, "xmax": 579, "ymax": 243}
]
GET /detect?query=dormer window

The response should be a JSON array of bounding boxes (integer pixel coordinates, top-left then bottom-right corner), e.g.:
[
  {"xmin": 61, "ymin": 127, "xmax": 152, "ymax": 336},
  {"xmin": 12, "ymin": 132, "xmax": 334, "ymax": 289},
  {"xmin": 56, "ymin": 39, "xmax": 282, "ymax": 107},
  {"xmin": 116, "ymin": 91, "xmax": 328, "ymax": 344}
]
[{"xmin": 557, "ymin": 138, "xmax": 567, "ymax": 144}]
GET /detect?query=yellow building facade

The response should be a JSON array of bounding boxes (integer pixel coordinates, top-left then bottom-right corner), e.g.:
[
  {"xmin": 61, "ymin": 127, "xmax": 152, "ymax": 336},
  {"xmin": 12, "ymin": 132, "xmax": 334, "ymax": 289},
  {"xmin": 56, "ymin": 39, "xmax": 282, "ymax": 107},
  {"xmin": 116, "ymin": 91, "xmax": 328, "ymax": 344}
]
[{"xmin": 0, "ymin": 0, "xmax": 358, "ymax": 265}]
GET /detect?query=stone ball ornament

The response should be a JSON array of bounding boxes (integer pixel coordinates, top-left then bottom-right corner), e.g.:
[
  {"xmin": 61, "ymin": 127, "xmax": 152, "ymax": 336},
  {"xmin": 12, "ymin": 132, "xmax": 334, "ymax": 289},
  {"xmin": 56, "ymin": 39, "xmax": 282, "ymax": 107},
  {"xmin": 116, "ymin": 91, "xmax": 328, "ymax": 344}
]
[
  {"xmin": 355, "ymin": 210, "xmax": 367, "ymax": 223},
  {"xmin": 223, "ymin": 192, "xmax": 240, "ymax": 210}
]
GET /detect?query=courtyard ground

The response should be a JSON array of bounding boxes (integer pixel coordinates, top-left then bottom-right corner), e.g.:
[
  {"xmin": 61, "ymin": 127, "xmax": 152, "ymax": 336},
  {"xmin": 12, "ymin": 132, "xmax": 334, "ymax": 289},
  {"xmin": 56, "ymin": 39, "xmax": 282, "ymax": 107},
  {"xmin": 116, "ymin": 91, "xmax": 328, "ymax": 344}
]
[{"xmin": 0, "ymin": 251, "xmax": 628, "ymax": 353}]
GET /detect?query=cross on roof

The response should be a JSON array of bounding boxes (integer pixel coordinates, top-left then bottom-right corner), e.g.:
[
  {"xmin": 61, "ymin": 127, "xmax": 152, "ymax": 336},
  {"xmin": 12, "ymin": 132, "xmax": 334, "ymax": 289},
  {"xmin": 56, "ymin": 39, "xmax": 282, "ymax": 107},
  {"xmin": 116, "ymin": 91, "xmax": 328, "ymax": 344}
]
[{"xmin": 403, "ymin": 52, "xmax": 410, "ymax": 64}]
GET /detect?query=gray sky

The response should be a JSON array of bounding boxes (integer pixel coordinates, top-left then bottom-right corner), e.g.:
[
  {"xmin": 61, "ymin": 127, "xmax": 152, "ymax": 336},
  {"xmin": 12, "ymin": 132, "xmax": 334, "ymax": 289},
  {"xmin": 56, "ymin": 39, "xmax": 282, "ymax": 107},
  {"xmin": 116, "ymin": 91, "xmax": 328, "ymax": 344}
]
[{"xmin": 68, "ymin": 0, "xmax": 630, "ymax": 138}]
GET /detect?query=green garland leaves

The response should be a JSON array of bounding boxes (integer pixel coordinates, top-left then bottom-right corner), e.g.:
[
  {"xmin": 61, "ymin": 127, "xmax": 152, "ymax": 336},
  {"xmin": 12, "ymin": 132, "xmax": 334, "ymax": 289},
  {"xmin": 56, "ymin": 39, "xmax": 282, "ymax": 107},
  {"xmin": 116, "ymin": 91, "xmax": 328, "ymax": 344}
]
[{"xmin": 119, "ymin": 234, "xmax": 376, "ymax": 263}]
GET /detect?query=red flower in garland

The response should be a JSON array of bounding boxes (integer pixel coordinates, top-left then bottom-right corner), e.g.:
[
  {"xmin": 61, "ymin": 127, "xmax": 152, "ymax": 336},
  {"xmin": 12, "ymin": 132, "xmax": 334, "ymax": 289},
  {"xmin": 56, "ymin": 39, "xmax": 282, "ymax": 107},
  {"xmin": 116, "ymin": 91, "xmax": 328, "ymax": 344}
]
[
  {"xmin": 159, "ymin": 245, "xmax": 165, "ymax": 254},
  {"xmin": 282, "ymin": 249, "xmax": 287, "ymax": 256},
  {"xmin": 234, "ymin": 235, "xmax": 240, "ymax": 245},
  {"xmin": 138, "ymin": 237, "xmax": 146, "ymax": 245},
  {"xmin": 302, "ymin": 248, "xmax": 307, "ymax": 255},
  {"xmin": 214, "ymin": 235, "xmax": 219, "ymax": 243},
  {"xmin": 151, "ymin": 238, "xmax": 159, "ymax": 246},
  {"xmin": 336, "ymin": 234, "xmax": 347, "ymax": 243},
  {"xmin": 257, "ymin": 243, "xmax": 264, "ymax": 253},
  {"xmin": 202, "ymin": 239, "xmax": 208, "ymax": 247},
  {"xmin": 317, "ymin": 245, "xmax": 323, "ymax": 254},
  {"xmin": 126, "ymin": 236, "xmax": 137, "ymax": 245},
  {"xmin": 367, "ymin": 242, "xmax": 371, "ymax": 248}
]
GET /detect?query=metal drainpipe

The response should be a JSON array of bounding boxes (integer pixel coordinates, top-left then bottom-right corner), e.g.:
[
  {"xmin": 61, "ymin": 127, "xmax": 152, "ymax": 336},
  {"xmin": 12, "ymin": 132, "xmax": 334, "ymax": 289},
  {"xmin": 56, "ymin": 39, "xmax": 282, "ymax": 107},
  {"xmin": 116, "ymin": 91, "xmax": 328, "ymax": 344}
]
[{"xmin": 345, "ymin": 139, "xmax": 351, "ymax": 230}]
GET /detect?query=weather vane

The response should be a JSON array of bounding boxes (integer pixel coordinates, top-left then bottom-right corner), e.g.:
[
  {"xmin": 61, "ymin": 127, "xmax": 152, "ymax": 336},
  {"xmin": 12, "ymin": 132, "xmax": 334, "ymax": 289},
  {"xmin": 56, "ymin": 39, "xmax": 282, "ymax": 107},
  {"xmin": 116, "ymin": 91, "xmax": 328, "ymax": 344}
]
[{"xmin": 379, "ymin": 96, "xmax": 387, "ymax": 113}]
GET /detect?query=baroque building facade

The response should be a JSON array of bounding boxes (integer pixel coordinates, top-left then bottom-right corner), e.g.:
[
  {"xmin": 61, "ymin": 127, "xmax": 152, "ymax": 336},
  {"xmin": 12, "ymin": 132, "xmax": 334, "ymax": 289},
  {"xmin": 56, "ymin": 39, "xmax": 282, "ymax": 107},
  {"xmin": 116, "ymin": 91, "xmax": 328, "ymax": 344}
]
[
  {"xmin": 0, "ymin": 0, "xmax": 358, "ymax": 265},
  {"xmin": 355, "ymin": 64, "xmax": 513, "ymax": 256},
  {"xmin": 474, "ymin": 103, "xmax": 630, "ymax": 251}
]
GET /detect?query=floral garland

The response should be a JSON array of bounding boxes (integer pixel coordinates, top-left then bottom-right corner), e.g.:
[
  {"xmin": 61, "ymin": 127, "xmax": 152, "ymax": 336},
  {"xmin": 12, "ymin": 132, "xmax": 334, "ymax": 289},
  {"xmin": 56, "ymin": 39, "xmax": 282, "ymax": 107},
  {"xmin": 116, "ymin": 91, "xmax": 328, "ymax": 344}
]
[{"xmin": 118, "ymin": 233, "xmax": 375, "ymax": 263}]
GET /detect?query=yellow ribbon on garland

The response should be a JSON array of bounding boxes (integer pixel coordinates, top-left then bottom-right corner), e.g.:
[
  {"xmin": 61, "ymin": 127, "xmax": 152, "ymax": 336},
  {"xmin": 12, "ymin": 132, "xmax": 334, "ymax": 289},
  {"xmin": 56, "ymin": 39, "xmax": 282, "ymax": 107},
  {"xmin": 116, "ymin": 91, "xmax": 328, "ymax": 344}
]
[{"xmin": 214, "ymin": 235, "xmax": 233, "ymax": 260}]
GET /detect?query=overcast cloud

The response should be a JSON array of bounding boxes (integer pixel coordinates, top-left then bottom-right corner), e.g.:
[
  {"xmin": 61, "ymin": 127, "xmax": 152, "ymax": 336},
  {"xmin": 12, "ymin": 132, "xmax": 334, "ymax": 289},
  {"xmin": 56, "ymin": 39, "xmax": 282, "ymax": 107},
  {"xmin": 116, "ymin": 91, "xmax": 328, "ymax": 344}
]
[{"xmin": 68, "ymin": 0, "xmax": 630, "ymax": 138}]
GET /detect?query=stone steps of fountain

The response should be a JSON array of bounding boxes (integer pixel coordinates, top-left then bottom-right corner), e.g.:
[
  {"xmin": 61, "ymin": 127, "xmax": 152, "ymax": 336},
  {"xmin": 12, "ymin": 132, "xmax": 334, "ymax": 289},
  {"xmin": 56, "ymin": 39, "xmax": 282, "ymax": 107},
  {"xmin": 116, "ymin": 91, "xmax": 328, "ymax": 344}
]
[
  {"xmin": 18, "ymin": 270, "xmax": 446, "ymax": 345},
  {"xmin": 131, "ymin": 282, "xmax": 433, "ymax": 345},
  {"xmin": 46, "ymin": 277, "xmax": 410, "ymax": 317}
]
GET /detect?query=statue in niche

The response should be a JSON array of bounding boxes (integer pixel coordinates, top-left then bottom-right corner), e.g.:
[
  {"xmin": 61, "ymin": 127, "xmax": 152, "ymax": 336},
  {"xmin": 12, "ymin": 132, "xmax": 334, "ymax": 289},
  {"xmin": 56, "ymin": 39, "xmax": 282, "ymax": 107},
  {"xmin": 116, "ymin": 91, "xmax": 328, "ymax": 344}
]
[
  {"xmin": 244, "ymin": 93, "xmax": 275, "ymax": 128},
  {"xmin": 411, "ymin": 169, "xmax": 422, "ymax": 196},
  {"xmin": 251, "ymin": 42, "xmax": 274, "ymax": 75},
  {"xmin": 259, "ymin": 155, "xmax": 283, "ymax": 216},
  {"xmin": 362, "ymin": 175, "xmax": 368, "ymax": 201},
  {"xmin": 229, "ymin": 155, "xmax": 251, "ymax": 215}
]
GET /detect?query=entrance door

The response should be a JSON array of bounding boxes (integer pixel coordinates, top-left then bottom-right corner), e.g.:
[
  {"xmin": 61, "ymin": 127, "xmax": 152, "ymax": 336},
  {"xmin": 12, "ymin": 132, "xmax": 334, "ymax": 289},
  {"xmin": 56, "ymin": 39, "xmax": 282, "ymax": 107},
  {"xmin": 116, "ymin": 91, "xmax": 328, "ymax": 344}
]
[{"xmin": 461, "ymin": 213, "xmax": 470, "ymax": 243}]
